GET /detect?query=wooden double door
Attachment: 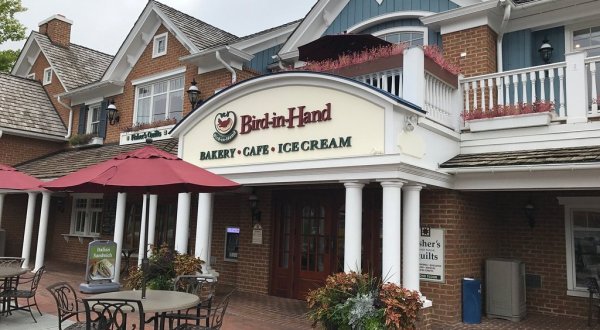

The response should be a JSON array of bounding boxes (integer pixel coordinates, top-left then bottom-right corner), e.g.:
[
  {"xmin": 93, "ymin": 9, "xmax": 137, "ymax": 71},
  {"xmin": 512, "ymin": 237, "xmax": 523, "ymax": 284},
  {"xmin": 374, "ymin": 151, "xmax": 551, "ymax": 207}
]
[{"xmin": 271, "ymin": 189, "xmax": 382, "ymax": 300}]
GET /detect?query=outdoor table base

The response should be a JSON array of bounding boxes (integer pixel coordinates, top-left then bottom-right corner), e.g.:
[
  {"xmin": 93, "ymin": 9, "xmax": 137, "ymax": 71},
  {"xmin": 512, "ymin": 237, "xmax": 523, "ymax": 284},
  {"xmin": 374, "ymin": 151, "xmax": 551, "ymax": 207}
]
[{"xmin": 89, "ymin": 289, "xmax": 199, "ymax": 330}]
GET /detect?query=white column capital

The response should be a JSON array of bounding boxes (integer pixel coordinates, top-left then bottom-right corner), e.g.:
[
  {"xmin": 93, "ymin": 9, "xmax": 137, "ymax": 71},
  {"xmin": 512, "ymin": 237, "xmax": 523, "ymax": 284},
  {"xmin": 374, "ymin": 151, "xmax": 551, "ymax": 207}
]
[
  {"xmin": 343, "ymin": 181, "xmax": 365, "ymax": 189},
  {"xmin": 403, "ymin": 184, "xmax": 425, "ymax": 192},
  {"xmin": 379, "ymin": 180, "xmax": 406, "ymax": 188}
]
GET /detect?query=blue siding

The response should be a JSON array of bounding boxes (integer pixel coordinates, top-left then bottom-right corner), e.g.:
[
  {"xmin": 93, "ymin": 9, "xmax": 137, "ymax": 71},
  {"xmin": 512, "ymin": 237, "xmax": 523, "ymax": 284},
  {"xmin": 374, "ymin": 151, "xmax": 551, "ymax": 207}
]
[
  {"xmin": 247, "ymin": 44, "xmax": 282, "ymax": 74},
  {"xmin": 324, "ymin": 0, "xmax": 459, "ymax": 35},
  {"xmin": 503, "ymin": 26, "xmax": 565, "ymax": 71}
]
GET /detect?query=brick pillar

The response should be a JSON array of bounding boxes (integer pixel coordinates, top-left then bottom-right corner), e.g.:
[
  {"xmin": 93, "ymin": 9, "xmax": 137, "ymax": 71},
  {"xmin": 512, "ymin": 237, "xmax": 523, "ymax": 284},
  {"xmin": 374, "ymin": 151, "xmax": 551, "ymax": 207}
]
[
  {"xmin": 442, "ymin": 25, "xmax": 497, "ymax": 78},
  {"xmin": 38, "ymin": 15, "xmax": 72, "ymax": 48}
]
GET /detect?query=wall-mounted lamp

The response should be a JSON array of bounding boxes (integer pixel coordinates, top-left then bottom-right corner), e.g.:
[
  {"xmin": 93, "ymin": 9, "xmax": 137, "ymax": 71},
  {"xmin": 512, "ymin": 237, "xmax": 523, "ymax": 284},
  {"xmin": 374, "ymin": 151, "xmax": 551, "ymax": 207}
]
[
  {"xmin": 187, "ymin": 79, "xmax": 202, "ymax": 110},
  {"xmin": 106, "ymin": 100, "xmax": 120, "ymax": 125},
  {"xmin": 538, "ymin": 38, "xmax": 553, "ymax": 64},
  {"xmin": 524, "ymin": 201, "xmax": 536, "ymax": 228},
  {"xmin": 52, "ymin": 196, "xmax": 66, "ymax": 213},
  {"xmin": 249, "ymin": 190, "xmax": 261, "ymax": 226}
]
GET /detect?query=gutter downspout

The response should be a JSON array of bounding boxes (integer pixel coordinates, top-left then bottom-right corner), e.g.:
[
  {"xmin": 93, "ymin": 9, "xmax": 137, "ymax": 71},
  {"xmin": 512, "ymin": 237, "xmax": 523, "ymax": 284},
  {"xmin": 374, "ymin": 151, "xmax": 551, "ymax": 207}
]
[
  {"xmin": 56, "ymin": 95, "xmax": 73, "ymax": 139},
  {"xmin": 497, "ymin": 0, "xmax": 512, "ymax": 73},
  {"xmin": 216, "ymin": 48, "xmax": 236, "ymax": 84}
]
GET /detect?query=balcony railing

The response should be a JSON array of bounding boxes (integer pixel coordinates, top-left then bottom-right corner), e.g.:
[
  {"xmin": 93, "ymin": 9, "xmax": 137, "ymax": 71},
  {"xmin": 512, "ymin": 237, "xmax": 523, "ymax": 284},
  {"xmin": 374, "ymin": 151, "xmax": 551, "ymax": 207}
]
[
  {"xmin": 354, "ymin": 69, "xmax": 403, "ymax": 98},
  {"xmin": 585, "ymin": 55, "xmax": 600, "ymax": 116}
]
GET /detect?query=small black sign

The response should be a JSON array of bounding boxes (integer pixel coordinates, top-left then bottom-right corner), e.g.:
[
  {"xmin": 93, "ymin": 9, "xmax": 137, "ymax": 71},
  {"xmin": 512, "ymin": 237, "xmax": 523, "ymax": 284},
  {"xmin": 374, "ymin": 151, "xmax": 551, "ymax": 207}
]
[{"xmin": 421, "ymin": 226, "xmax": 431, "ymax": 237}]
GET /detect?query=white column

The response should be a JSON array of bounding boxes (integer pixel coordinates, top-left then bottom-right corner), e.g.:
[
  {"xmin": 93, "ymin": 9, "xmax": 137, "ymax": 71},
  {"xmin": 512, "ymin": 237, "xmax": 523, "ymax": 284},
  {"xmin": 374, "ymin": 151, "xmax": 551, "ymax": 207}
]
[
  {"xmin": 21, "ymin": 192, "xmax": 38, "ymax": 269},
  {"xmin": 138, "ymin": 194, "xmax": 148, "ymax": 266},
  {"xmin": 113, "ymin": 192, "xmax": 127, "ymax": 283},
  {"xmin": 195, "ymin": 193, "xmax": 213, "ymax": 272},
  {"xmin": 381, "ymin": 181, "xmax": 403, "ymax": 284},
  {"xmin": 0, "ymin": 193, "xmax": 5, "ymax": 228},
  {"xmin": 565, "ymin": 51, "xmax": 588, "ymax": 123},
  {"xmin": 343, "ymin": 182, "xmax": 364, "ymax": 273},
  {"xmin": 174, "ymin": 193, "xmax": 191, "ymax": 254},
  {"xmin": 33, "ymin": 192, "xmax": 51, "ymax": 271},
  {"xmin": 147, "ymin": 195, "xmax": 158, "ymax": 254},
  {"xmin": 403, "ymin": 184, "xmax": 423, "ymax": 292}
]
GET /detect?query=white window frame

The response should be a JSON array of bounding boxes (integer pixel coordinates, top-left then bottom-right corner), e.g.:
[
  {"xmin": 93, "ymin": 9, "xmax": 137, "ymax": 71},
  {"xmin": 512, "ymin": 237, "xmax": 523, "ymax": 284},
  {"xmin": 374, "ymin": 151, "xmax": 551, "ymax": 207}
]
[
  {"xmin": 86, "ymin": 103, "xmax": 102, "ymax": 135},
  {"xmin": 43, "ymin": 67, "xmax": 52, "ymax": 85},
  {"xmin": 26, "ymin": 73, "xmax": 35, "ymax": 80},
  {"xmin": 565, "ymin": 20, "xmax": 600, "ymax": 56},
  {"xmin": 372, "ymin": 26, "xmax": 429, "ymax": 46},
  {"xmin": 559, "ymin": 196, "xmax": 600, "ymax": 297},
  {"xmin": 152, "ymin": 32, "xmax": 168, "ymax": 58},
  {"xmin": 133, "ymin": 74, "xmax": 184, "ymax": 125},
  {"xmin": 70, "ymin": 194, "xmax": 104, "ymax": 237}
]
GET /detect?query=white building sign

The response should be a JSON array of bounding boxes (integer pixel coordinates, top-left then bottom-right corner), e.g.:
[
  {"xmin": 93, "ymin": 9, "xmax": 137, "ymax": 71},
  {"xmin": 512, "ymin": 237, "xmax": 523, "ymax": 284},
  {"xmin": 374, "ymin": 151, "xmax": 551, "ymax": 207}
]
[{"xmin": 420, "ymin": 227, "xmax": 444, "ymax": 283}]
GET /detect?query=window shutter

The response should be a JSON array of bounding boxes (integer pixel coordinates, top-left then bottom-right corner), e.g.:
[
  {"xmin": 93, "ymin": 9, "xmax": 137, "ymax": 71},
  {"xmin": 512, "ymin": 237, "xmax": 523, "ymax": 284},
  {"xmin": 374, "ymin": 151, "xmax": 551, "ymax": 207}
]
[
  {"xmin": 98, "ymin": 100, "xmax": 108, "ymax": 138},
  {"xmin": 78, "ymin": 105, "xmax": 88, "ymax": 134}
]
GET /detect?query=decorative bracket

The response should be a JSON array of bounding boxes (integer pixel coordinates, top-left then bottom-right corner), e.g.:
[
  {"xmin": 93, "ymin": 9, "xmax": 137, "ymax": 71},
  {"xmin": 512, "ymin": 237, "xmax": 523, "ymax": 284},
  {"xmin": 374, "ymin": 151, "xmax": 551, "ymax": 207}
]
[{"xmin": 404, "ymin": 114, "xmax": 417, "ymax": 132}]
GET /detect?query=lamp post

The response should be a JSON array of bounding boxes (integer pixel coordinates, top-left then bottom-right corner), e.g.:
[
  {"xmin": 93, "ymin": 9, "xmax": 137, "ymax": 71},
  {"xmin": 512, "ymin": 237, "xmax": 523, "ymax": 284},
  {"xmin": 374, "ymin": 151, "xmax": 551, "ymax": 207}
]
[{"xmin": 187, "ymin": 79, "xmax": 202, "ymax": 110}]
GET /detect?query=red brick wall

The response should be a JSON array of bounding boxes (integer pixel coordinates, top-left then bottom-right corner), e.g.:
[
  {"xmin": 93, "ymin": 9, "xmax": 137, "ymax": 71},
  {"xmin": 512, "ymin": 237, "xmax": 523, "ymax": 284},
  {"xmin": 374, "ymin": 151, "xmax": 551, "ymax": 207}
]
[
  {"xmin": 442, "ymin": 25, "xmax": 497, "ymax": 78},
  {"xmin": 197, "ymin": 68, "xmax": 258, "ymax": 102},
  {"xmin": 39, "ymin": 18, "xmax": 71, "ymax": 48},
  {"xmin": 0, "ymin": 134, "xmax": 65, "ymax": 166},
  {"xmin": 420, "ymin": 190, "xmax": 500, "ymax": 326},
  {"xmin": 29, "ymin": 52, "xmax": 70, "ymax": 126}
]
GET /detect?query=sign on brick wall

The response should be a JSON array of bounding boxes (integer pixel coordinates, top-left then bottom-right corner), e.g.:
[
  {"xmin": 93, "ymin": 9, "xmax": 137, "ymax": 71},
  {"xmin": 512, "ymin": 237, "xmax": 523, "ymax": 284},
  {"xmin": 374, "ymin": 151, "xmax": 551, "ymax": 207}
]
[{"xmin": 420, "ymin": 227, "xmax": 445, "ymax": 283}]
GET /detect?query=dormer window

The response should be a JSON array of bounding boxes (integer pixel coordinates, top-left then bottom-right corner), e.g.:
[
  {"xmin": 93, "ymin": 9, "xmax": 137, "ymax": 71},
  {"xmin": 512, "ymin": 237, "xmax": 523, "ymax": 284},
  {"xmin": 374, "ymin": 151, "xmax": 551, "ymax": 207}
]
[
  {"xmin": 375, "ymin": 27, "xmax": 428, "ymax": 47},
  {"xmin": 43, "ymin": 67, "xmax": 52, "ymax": 85},
  {"xmin": 152, "ymin": 32, "xmax": 168, "ymax": 58}
]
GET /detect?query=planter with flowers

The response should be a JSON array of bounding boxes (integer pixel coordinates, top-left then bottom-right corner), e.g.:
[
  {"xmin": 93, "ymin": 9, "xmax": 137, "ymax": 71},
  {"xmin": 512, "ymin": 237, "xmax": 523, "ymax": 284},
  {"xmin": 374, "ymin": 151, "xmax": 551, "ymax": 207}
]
[
  {"xmin": 307, "ymin": 272, "xmax": 423, "ymax": 330},
  {"xmin": 463, "ymin": 100, "xmax": 555, "ymax": 132}
]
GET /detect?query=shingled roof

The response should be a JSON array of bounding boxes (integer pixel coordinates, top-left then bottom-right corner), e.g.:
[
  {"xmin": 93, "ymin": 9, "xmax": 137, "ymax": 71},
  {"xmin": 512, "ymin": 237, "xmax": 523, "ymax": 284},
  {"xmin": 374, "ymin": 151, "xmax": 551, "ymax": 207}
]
[
  {"xmin": 33, "ymin": 31, "xmax": 113, "ymax": 90},
  {"xmin": 440, "ymin": 146, "xmax": 600, "ymax": 168},
  {"xmin": 0, "ymin": 73, "xmax": 66, "ymax": 139},
  {"xmin": 17, "ymin": 139, "xmax": 178, "ymax": 180},
  {"xmin": 152, "ymin": 1, "xmax": 239, "ymax": 50}
]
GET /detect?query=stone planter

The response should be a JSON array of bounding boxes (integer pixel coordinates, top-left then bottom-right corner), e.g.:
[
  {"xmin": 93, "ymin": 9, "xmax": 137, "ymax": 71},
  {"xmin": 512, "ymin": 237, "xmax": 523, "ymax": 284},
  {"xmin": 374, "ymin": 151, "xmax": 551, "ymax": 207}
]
[{"xmin": 467, "ymin": 112, "xmax": 553, "ymax": 132}]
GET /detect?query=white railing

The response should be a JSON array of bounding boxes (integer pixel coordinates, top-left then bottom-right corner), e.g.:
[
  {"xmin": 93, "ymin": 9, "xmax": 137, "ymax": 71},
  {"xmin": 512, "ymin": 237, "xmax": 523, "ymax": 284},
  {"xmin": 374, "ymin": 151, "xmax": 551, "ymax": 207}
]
[
  {"xmin": 425, "ymin": 72, "xmax": 459, "ymax": 130},
  {"xmin": 461, "ymin": 62, "xmax": 567, "ymax": 118},
  {"xmin": 353, "ymin": 69, "xmax": 403, "ymax": 98},
  {"xmin": 586, "ymin": 55, "xmax": 600, "ymax": 116}
]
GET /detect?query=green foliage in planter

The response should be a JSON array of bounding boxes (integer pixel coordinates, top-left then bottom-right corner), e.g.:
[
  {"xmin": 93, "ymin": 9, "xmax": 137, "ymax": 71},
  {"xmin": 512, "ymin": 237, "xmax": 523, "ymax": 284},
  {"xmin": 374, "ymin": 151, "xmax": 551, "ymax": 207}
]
[
  {"xmin": 307, "ymin": 272, "xmax": 422, "ymax": 330},
  {"xmin": 69, "ymin": 133, "xmax": 94, "ymax": 146},
  {"xmin": 125, "ymin": 243, "xmax": 204, "ymax": 290}
]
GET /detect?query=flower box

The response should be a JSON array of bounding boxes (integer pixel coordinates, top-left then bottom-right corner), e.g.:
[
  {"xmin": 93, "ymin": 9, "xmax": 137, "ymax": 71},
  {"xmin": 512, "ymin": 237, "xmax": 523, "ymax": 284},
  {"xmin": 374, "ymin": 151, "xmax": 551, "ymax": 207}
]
[{"xmin": 468, "ymin": 112, "xmax": 552, "ymax": 132}]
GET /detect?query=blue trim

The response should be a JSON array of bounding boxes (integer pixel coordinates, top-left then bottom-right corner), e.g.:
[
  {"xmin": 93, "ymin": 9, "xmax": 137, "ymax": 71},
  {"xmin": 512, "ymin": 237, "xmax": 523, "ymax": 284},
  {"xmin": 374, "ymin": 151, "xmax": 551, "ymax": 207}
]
[{"xmin": 170, "ymin": 71, "xmax": 424, "ymax": 134}]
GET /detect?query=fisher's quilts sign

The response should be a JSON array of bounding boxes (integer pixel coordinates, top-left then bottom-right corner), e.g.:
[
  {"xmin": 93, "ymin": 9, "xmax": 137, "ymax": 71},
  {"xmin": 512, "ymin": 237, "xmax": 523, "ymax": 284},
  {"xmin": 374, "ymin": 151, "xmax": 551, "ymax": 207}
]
[
  {"xmin": 181, "ymin": 85, "xmax": 385, "ymax": 167},
  {"xmin": 419, "ymin": 227, "xmax": 445, "ymax": 283}
]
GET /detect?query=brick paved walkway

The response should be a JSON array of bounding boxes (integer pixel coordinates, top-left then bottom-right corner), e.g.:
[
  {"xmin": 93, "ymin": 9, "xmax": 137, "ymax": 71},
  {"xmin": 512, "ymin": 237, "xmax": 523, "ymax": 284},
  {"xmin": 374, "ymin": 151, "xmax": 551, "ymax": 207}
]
[{"xmin": 5, "ymin": 260, "xmax": 600, "ymax": 329}]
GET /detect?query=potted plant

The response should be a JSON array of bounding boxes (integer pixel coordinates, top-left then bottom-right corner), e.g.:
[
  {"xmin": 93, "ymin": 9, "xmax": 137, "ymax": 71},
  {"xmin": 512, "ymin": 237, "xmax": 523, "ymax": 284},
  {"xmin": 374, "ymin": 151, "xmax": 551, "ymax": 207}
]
[
  {"xmin": 125, "ymin": 243, "xmax": 204, "ymax": 290},
  {"xmin": 69, "ymin": 133, "xmax": 99, "ymax": 147},
  {"xmin": 307, "ymin": 272, "xmax": 423, "ymax": 330}
]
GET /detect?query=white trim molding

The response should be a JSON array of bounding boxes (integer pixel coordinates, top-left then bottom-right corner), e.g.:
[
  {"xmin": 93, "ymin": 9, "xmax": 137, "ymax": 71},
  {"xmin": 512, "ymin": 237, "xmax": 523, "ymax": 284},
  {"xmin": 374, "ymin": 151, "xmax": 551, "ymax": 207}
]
[
  {"xmin": 152, "ymin": 32, "xmax": 168, "ymax": 58},
  {"xmin": 131, "ymin": 66, "xmax": 186, "ymax": 86},
  {"xmin": 347, "ymin": 11, "xmax": 435, "ymax": 33},
  {"xmin": 372, "ymin": 26, "xmax": 429, "ymax": 46},
  {"xmin": 42, "ymin": 67, "xmax": 52, "ymax": 85}
]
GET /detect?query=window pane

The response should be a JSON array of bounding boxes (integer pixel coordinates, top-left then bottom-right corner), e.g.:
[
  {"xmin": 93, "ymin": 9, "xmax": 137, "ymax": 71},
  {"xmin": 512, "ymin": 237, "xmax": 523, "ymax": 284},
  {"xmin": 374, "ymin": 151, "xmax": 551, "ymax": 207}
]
[
  {"xmin": 90, "ymin": 211, "xmax": 102, "ymax": 235},
  {"xmin": 169, "ymin": 91, "xmax": 183, "ymax": 121},
  {"xmin": 137, "ymin": 98, "xmax": 151, "ymax": 124},
  {"xmin": 574, "ymin": 230, "xmax": 600, "ymax": 287},
  {"xmin": 153, "ymin": 93, "xmax": 167, "ymax": 122},
  {"xmin": 75, "ymin": 211, "xmax": 86, "ymax": 233}
]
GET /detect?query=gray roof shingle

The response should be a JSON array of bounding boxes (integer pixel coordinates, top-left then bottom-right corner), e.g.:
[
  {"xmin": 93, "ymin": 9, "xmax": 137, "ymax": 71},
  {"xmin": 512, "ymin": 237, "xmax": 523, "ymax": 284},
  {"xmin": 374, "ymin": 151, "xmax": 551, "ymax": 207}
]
[
  {"xmin": 152, "ymin": 1, "xmax": 239, "ymax": 51},
  {"xmin": 0, "ymin": 73, "xmax": 67, "ymax": 138},
  {"xmin": 33, "ymin": 32, "xmax": 113, "ymax": 90},
  {"xmin": 17, "ymin": 139, "xmax": 178, "ymax": 180},
  {"xmin": 440, "ymin": 146, "xmax": 600, "ymax": 168}
]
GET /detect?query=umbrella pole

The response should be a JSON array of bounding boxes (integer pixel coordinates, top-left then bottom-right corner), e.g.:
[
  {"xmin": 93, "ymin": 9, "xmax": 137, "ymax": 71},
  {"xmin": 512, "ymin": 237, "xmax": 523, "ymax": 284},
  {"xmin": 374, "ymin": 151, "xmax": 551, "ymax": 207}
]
[{"xmin": 141, "ymin": 193, "xmax": 150, "ymax": 299}]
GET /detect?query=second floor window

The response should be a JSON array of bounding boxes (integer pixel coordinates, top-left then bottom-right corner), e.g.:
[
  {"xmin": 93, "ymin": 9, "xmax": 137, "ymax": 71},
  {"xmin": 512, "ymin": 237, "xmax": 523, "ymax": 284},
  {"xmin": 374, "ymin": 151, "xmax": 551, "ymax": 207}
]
[
  {"xmin": 573, "ymin": 25, "xmax": 600, "ymax": 57},
  {"xmin": 135, "ymin": 76, "xmax": 184, "ymax": 124},
  {"xmin": 379, "ymin": 31, "xmax": 425, "ymax": 47},
  {"xmin": 87, "ymin": 103, "xmax": 101, "ymax": 135}
]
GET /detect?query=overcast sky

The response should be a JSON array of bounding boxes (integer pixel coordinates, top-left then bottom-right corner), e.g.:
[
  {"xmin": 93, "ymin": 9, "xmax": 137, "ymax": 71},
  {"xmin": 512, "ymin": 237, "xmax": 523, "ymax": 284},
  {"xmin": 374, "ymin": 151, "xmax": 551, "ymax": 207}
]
[{"xmin": 0, "ymin": 0, "xmax": 316, "ymax": 54}]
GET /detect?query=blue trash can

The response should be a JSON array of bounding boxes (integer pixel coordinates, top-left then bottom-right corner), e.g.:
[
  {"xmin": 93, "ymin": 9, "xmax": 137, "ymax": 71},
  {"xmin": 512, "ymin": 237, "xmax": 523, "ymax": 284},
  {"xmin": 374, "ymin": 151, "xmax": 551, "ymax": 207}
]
[{"xmin": 462, "ymin": 278, "xmax": 482, "ymax": 324}]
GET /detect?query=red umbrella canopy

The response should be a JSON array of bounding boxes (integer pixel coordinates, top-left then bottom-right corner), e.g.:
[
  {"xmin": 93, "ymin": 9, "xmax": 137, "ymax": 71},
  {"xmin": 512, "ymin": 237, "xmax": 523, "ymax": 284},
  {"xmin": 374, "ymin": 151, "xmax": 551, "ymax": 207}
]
[
  {"xmin": 42, "ymin": 145, "xmax": 240, "ymax": 194},
  {"xmin": 0, "ymin": 164, "xmax": 44, "ymax": 191}
]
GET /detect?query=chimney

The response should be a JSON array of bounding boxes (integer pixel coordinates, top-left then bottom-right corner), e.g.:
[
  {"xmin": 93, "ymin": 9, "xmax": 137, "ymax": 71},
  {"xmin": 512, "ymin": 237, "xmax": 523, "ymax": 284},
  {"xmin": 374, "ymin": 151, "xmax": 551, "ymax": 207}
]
[{"xmin": 38, "ymin": 14, "xmax": 73, "ymax": 48}]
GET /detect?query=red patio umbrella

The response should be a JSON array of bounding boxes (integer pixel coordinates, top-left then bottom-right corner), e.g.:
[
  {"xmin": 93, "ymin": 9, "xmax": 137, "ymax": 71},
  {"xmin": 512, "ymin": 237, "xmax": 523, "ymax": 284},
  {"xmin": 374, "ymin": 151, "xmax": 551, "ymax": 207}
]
[
  {"xmin": 0, "ymin": 164, "xmax": 44, "ymax": 191},
  {"xmin": 43, "ymin": 144, "xmax": 240, "ymax": 298}
]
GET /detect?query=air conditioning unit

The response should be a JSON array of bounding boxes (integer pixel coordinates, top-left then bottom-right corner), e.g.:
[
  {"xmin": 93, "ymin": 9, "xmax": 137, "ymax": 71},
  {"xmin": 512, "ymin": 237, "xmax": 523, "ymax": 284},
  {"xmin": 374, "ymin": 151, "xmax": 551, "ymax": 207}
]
[{"xmin": 486, "ymin": 258, "xmax": 526, "ymax": 321}]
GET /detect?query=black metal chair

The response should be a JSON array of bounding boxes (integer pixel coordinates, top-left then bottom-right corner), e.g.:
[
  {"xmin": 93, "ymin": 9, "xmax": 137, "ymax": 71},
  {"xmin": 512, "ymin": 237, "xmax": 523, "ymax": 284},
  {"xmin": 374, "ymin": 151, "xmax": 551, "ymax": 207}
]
[
  {"xmin": 0, "ymin": 265, "xmax": 45, "ymax": 322},
  {"xmin": 46, "ymin": 282, "xmax": 87, "ymax": 330},
  {"xmin": 0, "ymin": 257, "xmax": 25, "ymax": 314},
  {"xmin": 82, "ymin": 298, "xmax": 145, "ymax": 330},
  {"xmin": 167, "ymin": 289, "xmax": 234, "ymax": 330},
  {"xmin": 587, "ymin": 277, "xmax": 600, "ymax": 326},
  {"xmin": 165, "ymin": 275, "xmax": 217, "ymax": 328}
]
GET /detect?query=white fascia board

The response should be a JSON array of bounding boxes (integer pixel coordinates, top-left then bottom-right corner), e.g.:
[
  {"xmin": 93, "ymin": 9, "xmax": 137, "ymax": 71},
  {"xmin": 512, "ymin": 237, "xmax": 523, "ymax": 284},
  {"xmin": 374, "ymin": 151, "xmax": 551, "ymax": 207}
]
[
  {"xmin": 279, "ymin": 49, "xmax": 299, "ymax": 61},
  {"xmin": 504, "ymin": 0, "xmax": 600, "ymax": 33},
  {"xmin": 231, "ymin": 22, "xmax": 299, "ymax": 53},
  {"xmin": 180, "ymin": 46, "xmax": 253, "ymax": 72},
  {"xmin": 0, "ymin": 127, "xmax": 67, "ymax": 142},
  {"xmin": 347, "ymin": 11, "xmax": 436, "ymax": 33},
  {"xmin": 451, "ymin": 0, "xmax": 482, "ymax": 6},
  {"xmin": 11, "ymin": 35, "xmax": 38, "ymax": 76},
  {"xmin": 152, "ymin": 7, "xmax": 199, "ymax": 54},
  {"xmin": 279, "ymin": 0, "xmax": 350, "ymax": 55},
  {"xmin": 59, "ymin": 80, "xmax": 125, "ymax": 98},
  {"xmin": 440, "ymin": 14, "xmax": 500, "ymax": 35},
  {"xmin": 421, "ymin": 0, "xmax": 500, "ymax": 31},
  {"xmin": 131, "ymin": 66, "xmax": 186, "ymax": 86}
]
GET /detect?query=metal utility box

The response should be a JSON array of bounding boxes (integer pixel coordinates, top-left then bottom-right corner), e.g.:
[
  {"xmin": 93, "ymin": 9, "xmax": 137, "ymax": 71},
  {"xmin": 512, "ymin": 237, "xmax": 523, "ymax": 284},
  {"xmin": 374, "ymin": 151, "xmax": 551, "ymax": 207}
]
[{"xmin": 486, "ymin": 258, "xmax": 526, "ymax": 321}]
